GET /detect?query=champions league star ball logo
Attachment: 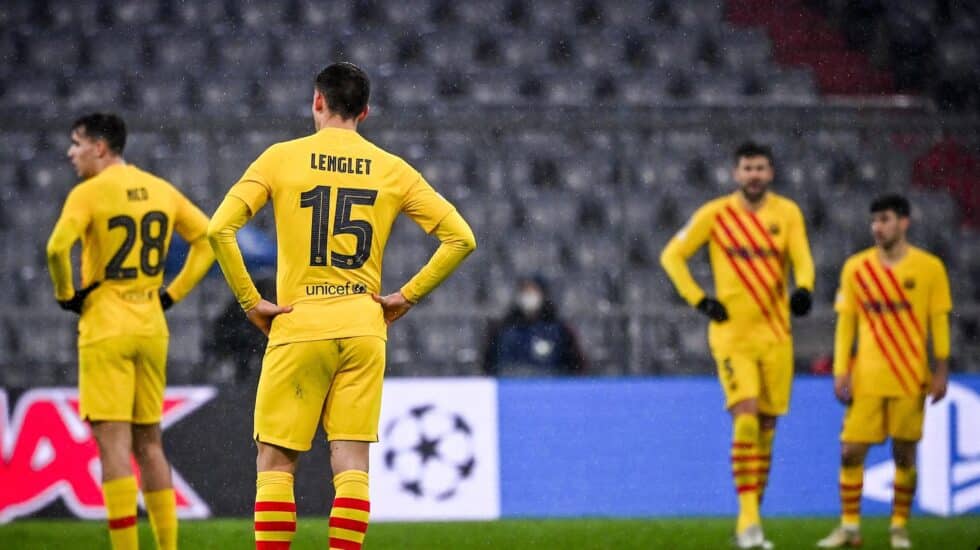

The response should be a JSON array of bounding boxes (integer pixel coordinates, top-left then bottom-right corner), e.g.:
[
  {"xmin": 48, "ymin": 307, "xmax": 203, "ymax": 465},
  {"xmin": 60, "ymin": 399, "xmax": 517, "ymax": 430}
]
[{"xmin": 382, "ymin": 404, "xmax": 477, "ymax": 501}]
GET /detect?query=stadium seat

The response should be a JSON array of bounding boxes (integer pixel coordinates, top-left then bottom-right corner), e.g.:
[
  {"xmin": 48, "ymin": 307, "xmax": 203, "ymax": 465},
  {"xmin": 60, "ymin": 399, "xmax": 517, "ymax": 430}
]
[
  {"xmin": 259, "ymin": 76, "xmax": 312, "ymax": 116},
  {"xmin": 107, "ymin": 0, "xmax": 161, "ymax": 26},
  {"xmin": 171, "ymin": 1, "xmax": 234, "ymax": 26},
  {"xmin": 147, "ymin": 31, "xmax": 210, "ymax": 74},
  {"xmin": 195, "ymin": 77, "xmax": 255, "ymax": 116},
  {"xmin": 213, "ymin": 32, "xmax": 273, "ymax": 73},
  {"xmin": 278, "ymin": 31, "xmax": 336, "ymax": 72},
  {"xmin": 133, "ymin": 78, "xmax": 191, "ymax": 115},
  {"xmin": 22, "ymin": 32, "xmax": 81, "ymax": 68},
  {"xmin": 240, "ymin": 0, "xmax": 296, "ymax": 27},
  {"xmin": 86, "ymin": 32, "xmax": 147, "ymax": 71},
  {"xmin": 66, "ymin": 76, "xmax": 127, "ymax": 112},
  {"xmin": 335, "ymin": 32, "xmax": 397, "ymax": 69},
  {"xmin": 295, "ymin": 0, "xmax": 353, "ymax": 27}
]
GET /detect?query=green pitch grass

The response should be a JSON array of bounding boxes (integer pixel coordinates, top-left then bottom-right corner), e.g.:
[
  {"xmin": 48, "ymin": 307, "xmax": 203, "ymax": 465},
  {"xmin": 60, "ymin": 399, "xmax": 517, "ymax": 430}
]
[{"xmin": 1, "ymin": 517, "xmax": 977, "ymax": 549}]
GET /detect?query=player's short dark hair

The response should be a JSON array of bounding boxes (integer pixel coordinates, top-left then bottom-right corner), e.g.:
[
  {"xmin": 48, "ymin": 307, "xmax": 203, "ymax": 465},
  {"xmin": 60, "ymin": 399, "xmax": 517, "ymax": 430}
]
[
  {"xmin": 870, "ymin": 193, "xmax": 910, "ymax": 218},
  {"xmin": 71, "ymin": 113, "xmax": 126, "ymax": 154},
  {"xmin": 314, "ymin": 62, "xmax": 370, "ymax": 120},
  {"xmin": 734, "ymin": 141, "xmax": 773, "ymax": 165}
]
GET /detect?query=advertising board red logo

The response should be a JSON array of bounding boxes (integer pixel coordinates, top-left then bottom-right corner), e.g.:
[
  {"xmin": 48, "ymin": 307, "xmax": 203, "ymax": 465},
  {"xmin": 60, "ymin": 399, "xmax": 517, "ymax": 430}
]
[{"xmin": 0, "ymin": 387, "xmax": 215, "ymax": 523}]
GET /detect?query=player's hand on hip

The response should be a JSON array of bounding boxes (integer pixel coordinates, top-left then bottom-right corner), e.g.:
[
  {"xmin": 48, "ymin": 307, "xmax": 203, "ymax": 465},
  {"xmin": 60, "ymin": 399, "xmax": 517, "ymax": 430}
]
[
  {"xmin": 929, "ymin": 370, "xmax": 948, "ymax": 404},
  {"xmin": 695, "ymin": 297, "xmax": 729, "ymax": 322},
  {"xmin": 790, "ymin": 288, "xmax": 812, "ymax": 317},
  {"xmin": 372, "ymin": 292, "xmax": 414, "ymax": 325},
  {"xmin": 245, "ymin": 299, "xmax": 294, "ymax": 336},
  {"xmin": 833, "ymin": 373, "xmax": 853, "ymax": 405},
  {"xmin": 57, "ymin": 282, "xmax": 100, "ymax": 315}
]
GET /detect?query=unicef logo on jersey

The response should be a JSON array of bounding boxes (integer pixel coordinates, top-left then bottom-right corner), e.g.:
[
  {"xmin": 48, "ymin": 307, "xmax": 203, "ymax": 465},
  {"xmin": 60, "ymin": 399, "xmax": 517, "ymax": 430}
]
[
  {"xmin": 864, "ymin": 381, "xmax": 980, "ymax": 515},
  {"xmin": 304, "ymin": 281, "xmax": 367, "ymax": 296},
  {"xmin": 381, "ymin": 404, "xmax": 478, "ymax": 501}
]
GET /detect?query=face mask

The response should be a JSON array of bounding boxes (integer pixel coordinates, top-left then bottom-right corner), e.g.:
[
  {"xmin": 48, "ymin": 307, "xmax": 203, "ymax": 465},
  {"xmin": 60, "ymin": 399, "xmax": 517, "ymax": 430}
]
[{"xmin": 518, "ymin": 290, "xmax": 543, "ymax": 315}]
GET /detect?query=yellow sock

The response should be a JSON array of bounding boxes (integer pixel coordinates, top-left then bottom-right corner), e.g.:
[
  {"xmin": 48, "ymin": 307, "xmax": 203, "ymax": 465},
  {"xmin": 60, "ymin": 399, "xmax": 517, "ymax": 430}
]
[
  {"xmin": 329, "ymin": 470, "xmax": 370, "ymax": 550},
  {"xmin": 255, "ymin": 471, "xmax": 296, "ymax": 549},
  {"xmin": 731, "ymin": 414, "xmax": 761, "ymax": 533},
  {"xmin": 892, "ymin": 467, "xmax": 916, "ymax": 528},
  {"xmin": 840, "ymin": 465, "xmax": 864, "ymax": 527},
  {"xmin": 144, "ymin": 488, "xmax": 177, "ymax": 550},
  {"xmin": 757, "ymin": 427, "xmax": 775, "ymax": 504},
  {"xmin": 103, "ymin": 476, "xmax": 139, "ymax": 550}
]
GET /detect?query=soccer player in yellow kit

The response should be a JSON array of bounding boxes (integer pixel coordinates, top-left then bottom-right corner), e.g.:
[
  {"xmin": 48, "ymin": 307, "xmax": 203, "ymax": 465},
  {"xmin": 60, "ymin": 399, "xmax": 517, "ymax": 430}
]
[
  {"xmin": 818, "ymin": 194, "xmax": 950, "ymax": 550},
  {"xmin": 661, "ymin": 142, "xmax": 815, "ymax": 548},
  {"xmin": 207, "ymin": 63, "xmax": 476, "ymax": 550},
  {"xmin": 46, "ymin": 113, "xmax": 214, "ymax": 550}
]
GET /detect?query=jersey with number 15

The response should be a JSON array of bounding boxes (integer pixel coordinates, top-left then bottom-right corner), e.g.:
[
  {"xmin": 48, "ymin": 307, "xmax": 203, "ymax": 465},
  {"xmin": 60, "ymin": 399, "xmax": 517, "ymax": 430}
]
[
  {"xmin": 226, "ymin": 127, "xmax": 454, "ymax": 346},
  {"xmin": 49, "ymin": 164, "xmax": 210, "ymax": 345}
]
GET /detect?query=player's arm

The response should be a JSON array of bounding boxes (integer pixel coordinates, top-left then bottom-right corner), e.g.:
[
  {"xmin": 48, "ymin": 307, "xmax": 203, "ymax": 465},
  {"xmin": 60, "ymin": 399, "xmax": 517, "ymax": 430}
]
[
  {"xmin": 832, "ymin": 262, "xmax": 858, "ymax": 404},
  {"xmin": 208, "ymin": 148, "xmax": 291, "ymax": 336},
  {"xmin": 927, "ymin": 260, "xmax": 953, "ymax": 403},
  {"xmin": 659, "ymin": 204, "xmax": 727, "ymax": 321},
  {"xmin": 787, "ymin": 203, "xmax": 816, "ymax": 316},
  {"xmin": 160, "ymin": 194, "xmax": 215, "ymax": 309},
  {"xmin": 374, "ymin": 172, "xmax": 476, "ymax": 324},
  {"xmin": 375, "ymin": 209, "xmax": 477, "ymax": 324},
  {"xmin": 45, "ymin": 190, "xmax": 98, "ymax": 313}
]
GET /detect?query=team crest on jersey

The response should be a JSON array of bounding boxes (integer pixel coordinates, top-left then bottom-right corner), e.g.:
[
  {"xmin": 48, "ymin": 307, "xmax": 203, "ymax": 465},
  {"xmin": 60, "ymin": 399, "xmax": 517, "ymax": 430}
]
[
  {"xmin": 904, "ymin": 278, "xmax": 916, "ymax": 290},
  {"xmin": 768, "ymin": 224, "xmax": 780, "ymax": 236}
]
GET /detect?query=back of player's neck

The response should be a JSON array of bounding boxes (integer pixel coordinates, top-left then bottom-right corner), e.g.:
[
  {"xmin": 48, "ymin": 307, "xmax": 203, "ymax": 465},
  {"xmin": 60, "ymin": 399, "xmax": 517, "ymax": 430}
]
[{"xmin": 95, "ymin": 157, "xmax": 125, "ymax": 176}]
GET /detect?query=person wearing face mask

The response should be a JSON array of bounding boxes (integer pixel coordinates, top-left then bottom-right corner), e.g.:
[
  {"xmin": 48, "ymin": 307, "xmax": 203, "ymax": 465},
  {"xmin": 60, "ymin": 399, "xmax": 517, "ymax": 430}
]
[
  {"xmin": 660, "ymin": 141, "xmax": 815, "ymax": 549},
  {"xmin": 482, "ymin": 276, "xmax": 588, "ymax": 376}
]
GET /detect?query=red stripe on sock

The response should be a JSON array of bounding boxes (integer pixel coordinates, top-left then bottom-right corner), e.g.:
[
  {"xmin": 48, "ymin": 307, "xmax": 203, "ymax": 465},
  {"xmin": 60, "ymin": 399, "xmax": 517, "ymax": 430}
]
[
  {"xmin": 255, "ymin": 501, "xmax": 297, "ymax": 513},
  {"xmin": 736, "ymin": 484, "xmax": 758, "ymax": 494},
  {"xmin": 329, "ymin": 537, "xmax": 362, "ymax": 550},
  {"xmin": 329, "ymin": 516, "xmax": 369, "ymax": 533},
  {"xmin": 731, "ymin": 455, "xmax": 767, "ymax": 462},
  {"xmin": 894, "ymin": 486, "xmax": 914, "ymax": 495},
  {"xmin": 840, "ymin": 483, "xmax": 863, "ymax": 490},
  {"xmin": 731, "ymin": 442, "xmax": 754, "ymax": 449},
  {"xmin": 843, "ymin": 506, "xmax": 861, "ymax": 513},
  {"xmin": 842, "ymin": 496, "xmax": 862, "ymax": 504},
  {"xmin": 108, "ymin": 516, "xmax": 136, "ymax": 530},
  {"xmin": 254, "ymin": 521, "xmax": 296, "ymax": 533},
  {"xmin": 256, "ymin": 542, "xmax": 292, "ymax": 550},
  {"xmin": 333, "ymin": 498, "xmax": 371, "ymax": 513}
]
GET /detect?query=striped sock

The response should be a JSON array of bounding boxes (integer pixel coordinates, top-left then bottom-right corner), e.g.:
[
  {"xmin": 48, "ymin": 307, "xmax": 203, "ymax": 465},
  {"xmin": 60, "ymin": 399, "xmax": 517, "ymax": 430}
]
[
  {"xmin": 102, "ymin": 476, "xmax": 139, "ymax": 550},
  {"xmin": 757, "ymin": 427, "xmax": 774, "ymax": 505},
  {"xmin": 840, "ymin": 465, "xmax": 863, "ymax": 527},
  {"xmin": 329, "ymin": 470, "xmax": 370, "ymax": 550},
  {"xmin": 731, "ymin": 414, "xmax": 761, "ymax": 533},
  {"xmin": 255, "ymin": 471, "xmax": 297, "ymax": 549},
  {"xmin": 892, "ymin": 467, "xmax": 916, "ymax": 528}
]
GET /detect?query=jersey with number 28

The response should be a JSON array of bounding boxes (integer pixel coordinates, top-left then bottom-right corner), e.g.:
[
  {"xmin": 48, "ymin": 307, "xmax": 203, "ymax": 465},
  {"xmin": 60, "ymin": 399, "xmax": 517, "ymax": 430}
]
[
  {"xmin": 227, "ymin": 127, "xmax": 454, "ymax": 346},
  {"xmin": 53, "ymin": 164, "xmax": 210, "ymax": 344}
]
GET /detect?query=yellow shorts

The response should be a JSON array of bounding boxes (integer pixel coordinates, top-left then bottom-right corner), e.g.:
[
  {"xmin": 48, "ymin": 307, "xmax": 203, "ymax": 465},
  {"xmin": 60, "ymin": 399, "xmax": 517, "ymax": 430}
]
[
  {"xmin": 713, "ymin": 341, "xmax": 793, "ymax": 416},
  {"xmin": 254, "ymin": 336, "xmax": 385, "ymax": 452},
  {"xmin": 78, "ymin": 335, "xmax": 168, "ymax": 424},
  {"xmin": 841, "ymin": 394, "xmax": 925, "ymax": 444}
]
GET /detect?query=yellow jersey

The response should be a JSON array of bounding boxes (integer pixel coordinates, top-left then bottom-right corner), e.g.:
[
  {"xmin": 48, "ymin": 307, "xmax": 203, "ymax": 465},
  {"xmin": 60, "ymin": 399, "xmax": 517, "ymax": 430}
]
[
  {"xmin": 46, "ymin": 163, "xmax": 211, "ymax": 345},
  {"xmin": 660, "ymin": 192, "xmax": 815, "ymax": 351},
  {"xmin": 835, "ymin": 246, "xmax": 952, "ymax": 396},
  {"xmin": 223, "ymin": 127, "xmax": 455, "ymax": 346}
]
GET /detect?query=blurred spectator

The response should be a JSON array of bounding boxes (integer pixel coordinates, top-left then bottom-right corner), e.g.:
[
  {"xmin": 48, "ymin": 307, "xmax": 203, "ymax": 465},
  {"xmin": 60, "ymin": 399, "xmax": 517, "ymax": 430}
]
[
  {"xmin": 482, "ymin": 275, "xmax": 588, "ymax": 376},
  {"xmin": 203, "ymin": 277, "xmax": 276, "ymax": 383},
  {"xmin": 912, "ymin": 136, "xmax": 980, "ymax": 227}
]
